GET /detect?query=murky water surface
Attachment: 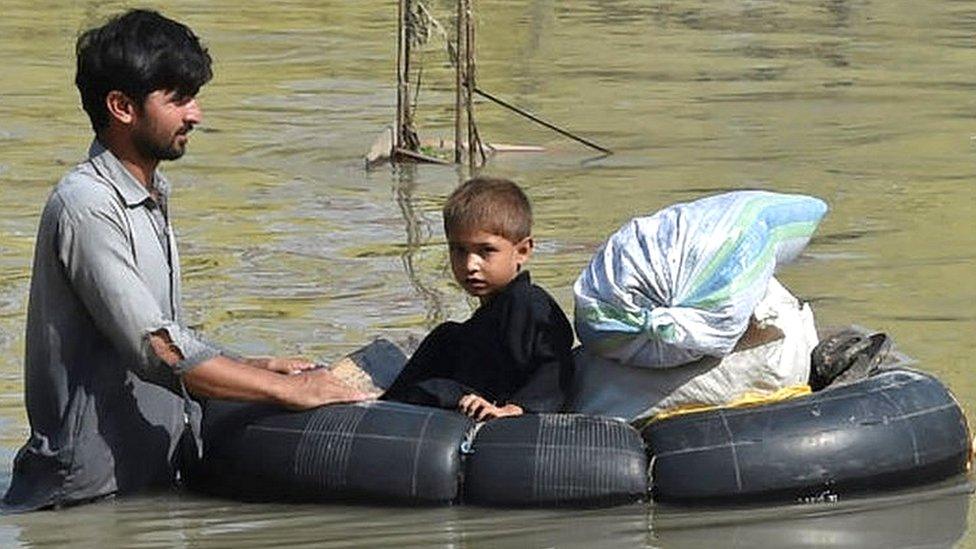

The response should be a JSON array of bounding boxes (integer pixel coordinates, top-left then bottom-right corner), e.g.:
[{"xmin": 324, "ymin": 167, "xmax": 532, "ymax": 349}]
[{"xmin": 1, "ymin": 0, "xmax": 974, "ymax": 546}]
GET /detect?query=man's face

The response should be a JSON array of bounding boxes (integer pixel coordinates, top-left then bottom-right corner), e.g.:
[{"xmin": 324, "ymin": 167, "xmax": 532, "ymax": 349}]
[
  {"xmin": 132, "ymin": 89, "xmax": 202, "ymax": 162},
  {"xmin": 448, "ymin": 227, "xmax": 533, "ymax": 301}
]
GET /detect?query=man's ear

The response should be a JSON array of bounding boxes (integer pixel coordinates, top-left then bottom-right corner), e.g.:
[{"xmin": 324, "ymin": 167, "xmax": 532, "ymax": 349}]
[{"xmin": 105, "ymin": 90, "xmax": 137, "ymax": 125}]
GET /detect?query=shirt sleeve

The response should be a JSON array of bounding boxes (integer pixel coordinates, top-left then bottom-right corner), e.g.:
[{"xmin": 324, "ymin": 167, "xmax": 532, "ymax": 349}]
[
  {"xmin": 54, "ymin": 192, "xmax": 220, "ymax": 379},
  {"xmin": 502, "ymin": 287, "xmax": 576, "ymax": 413},
  {"xmin": 381, "ymin": 321, "xmax": 480, "ymax": 408},
  {"xmin": 386, "ymin": 377, "xmax": 472, "ymax": 409}
]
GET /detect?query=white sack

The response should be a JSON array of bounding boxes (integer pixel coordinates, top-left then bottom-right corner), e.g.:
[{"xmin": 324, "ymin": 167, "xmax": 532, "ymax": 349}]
[{"xmin": 567, "ymin": 278, "xmax": 817, "ymax": 424}]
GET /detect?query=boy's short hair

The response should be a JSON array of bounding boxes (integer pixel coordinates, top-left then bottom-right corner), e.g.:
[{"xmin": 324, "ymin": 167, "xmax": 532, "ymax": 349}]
[
  {"xmin": 76, "ymin": 9, "xmax": 213, "ymax": 132},
  {"xmin": 443, "ymin": 177, "xmax": 533, "ymax": 242}
]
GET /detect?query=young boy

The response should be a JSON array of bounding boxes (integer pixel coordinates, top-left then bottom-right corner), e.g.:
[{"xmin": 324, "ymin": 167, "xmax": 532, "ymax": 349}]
[{"xmin": 382, "ymin": 177, "xmax": 575, "ymax": 420}]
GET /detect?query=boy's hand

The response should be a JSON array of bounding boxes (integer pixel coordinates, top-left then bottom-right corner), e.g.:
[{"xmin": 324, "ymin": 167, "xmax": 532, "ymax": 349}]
[{"xmin": 458, "ymin": 394, "xmax": 524, "ymax": 421}]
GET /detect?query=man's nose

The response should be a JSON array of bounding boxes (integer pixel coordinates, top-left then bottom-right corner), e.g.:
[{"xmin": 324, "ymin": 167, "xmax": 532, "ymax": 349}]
[{"xmin": 184, "ymin": 99, "xmax": 203, "ymax": 125}]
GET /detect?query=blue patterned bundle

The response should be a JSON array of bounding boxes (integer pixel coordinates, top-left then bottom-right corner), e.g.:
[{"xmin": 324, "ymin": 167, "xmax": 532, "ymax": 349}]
[{"xmin": 573, "ymin": 191, "xmax": 828, "ymax": 368}]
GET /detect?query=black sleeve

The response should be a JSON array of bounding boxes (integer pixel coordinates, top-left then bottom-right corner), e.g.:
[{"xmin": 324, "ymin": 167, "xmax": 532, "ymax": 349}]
[
  {"xmin": 381, "ymin": 321, "xmax": 479, "ymax": 409},
  {"xmin": 405, "ymin": 377, "xmax": 473, "ymax": 408},
  {"xmin": 502, "ymin": 287, "xmax": 575, "ymax": 413}
]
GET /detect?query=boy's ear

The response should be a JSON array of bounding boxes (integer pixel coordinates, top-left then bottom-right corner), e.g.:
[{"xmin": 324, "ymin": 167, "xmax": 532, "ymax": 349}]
[
  {"xmin": 105, "ymin": 90, "xmax": 137, "ymax": 125},
  {"xmin": 515, "ymin": 236, "xmax": 534, "ymax": 266}
]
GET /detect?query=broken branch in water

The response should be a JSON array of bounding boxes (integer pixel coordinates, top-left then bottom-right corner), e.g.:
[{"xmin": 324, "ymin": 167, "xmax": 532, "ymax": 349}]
[{"xmin": 473, "ymin": 87, "xmax": 612, "ymax": 155}]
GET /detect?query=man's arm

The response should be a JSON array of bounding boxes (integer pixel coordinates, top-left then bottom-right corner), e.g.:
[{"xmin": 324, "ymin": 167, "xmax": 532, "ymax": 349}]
[
  {"xmin": 56, "ymin": 191, "xmax": 219, "ymax": 378},
  {"xmin": 149, "ymin": 331, "xmax": 366, "ymax": 409},
  {"xmin": 57, "ymin": 187, "xmax": 365, "ymax": 409},
  {"xmin": 240, "ymin": 356, "xmax": 317, "ymax": 374}
]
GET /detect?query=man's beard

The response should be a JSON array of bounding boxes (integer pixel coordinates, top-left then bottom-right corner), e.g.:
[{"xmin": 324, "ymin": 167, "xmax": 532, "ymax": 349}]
[{"xmin": 134, "ymin": 126, "xmax": 188, "ymax": 162}]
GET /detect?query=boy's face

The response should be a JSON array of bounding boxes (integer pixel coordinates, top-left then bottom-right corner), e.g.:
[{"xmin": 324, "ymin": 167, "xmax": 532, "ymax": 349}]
[{"xmin": 447, "ymin": 227, "xmax": 533, "ymax": 301}]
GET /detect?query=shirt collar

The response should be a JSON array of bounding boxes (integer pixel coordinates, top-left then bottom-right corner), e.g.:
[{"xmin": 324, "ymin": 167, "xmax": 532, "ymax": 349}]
[
  {"xmin": 478, "ymin": 270, "xmax": 531, "ymax": 307},
  {"xmin": 87, "ymin": 139, "xmax": 170, "ymax": 207},
  {"xmin": 498, "ymin": 270, "xmax": 532, "ymax": 296}
]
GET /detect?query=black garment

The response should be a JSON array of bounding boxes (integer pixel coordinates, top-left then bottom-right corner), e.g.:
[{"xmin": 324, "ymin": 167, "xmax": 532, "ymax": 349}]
[{"xmin": 382, "ymin": 271, "xmax": 574, "ymax": 413}]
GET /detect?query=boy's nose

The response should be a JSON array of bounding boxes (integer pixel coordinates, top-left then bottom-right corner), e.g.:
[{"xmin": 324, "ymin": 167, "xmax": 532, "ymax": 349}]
[{"xmin": 465, "ymin": 254, "xmax": 480, "ymax": 272}]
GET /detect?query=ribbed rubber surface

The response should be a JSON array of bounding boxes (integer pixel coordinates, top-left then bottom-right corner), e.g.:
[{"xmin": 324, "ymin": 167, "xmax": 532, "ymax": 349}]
[
  {"xmin": 642, "ymin": 368, "xmax": 971, "ymax": 504},
  {"xmin": 464, "ymin": 414, "xmax": 648, "ymax": 506},
  {"xmin": 195, "ymin": 400, "xmax": 473, "ymax": 503}
]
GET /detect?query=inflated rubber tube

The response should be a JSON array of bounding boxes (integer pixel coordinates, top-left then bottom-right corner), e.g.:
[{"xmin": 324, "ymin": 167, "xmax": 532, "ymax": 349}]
[
  {"xmin": 463, "ymin": 414, "xmax": 649, "ymax": 507},
  {"xmin": 195, "ymin": 399, "xmax": 473, "ymax": 504},
  {"xmin": 642, "ymin": 368, "xmax": 972, "ymax": 504}
]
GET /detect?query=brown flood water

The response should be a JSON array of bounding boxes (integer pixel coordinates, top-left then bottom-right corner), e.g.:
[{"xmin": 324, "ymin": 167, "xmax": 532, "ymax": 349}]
[{"xmin": 0, "ymin": 0, "xmax": 974, "ymax": 546}]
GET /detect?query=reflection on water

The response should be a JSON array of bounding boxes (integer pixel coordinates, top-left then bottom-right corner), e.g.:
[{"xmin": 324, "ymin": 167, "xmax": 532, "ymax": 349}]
[
  {"xmin": 651, "ymin": 481, "xmax": 972, "ymax": 548},
  {"xmin": 0, "ymin": 482, "xmax": 969, "ymax": 547},
  {"xmin": 1, "ymin": 0, "xmax": 975, "ymax": 545},
  {"xmin": 393, "ymin": 165, "xmax": 456, "ymax": 330}
]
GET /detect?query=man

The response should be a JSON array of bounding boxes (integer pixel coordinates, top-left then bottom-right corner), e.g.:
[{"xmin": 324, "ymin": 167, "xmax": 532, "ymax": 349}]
[{"xmin": 3, "ymin": 9, "xmax": 367, "ymax": 512}]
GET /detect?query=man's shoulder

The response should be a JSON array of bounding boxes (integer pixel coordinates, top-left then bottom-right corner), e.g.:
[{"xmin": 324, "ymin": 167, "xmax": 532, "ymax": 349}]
[{"xmin": 47, "ymin": 162, "xmax": 120, "ymax": 218}]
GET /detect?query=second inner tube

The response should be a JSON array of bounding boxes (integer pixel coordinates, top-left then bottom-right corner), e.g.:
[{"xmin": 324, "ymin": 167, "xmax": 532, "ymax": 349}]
[
  {"xmin": 463, "ymin": 414, "xmax": 648, "ymax": 507},
  {"xmin": 641, "ymin": 368, "xmax": 971, "ymax": 504}
]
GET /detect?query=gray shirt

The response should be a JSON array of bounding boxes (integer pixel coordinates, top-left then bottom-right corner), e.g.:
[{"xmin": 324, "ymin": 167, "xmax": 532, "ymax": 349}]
[{"xmin": 3, "ymin": 141, "xmax": 221, "ymax": 511}]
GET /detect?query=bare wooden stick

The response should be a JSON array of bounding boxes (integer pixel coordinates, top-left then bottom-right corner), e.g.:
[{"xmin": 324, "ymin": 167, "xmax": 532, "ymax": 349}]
[
  {"xmin": 468, "ymin": 6, "xmax": 487, "ymax": 167},
  {"xmin": 473, "ymin": 87, "xmax": 612, "ymax": 155},
  {"xmin": 454, "ymin": 0, "xmax": 463, "ymax": 164},
  {"xmin": 395, "ymin": 0, "xmax": 405, "ymax": 153},
  {"xmin": 394, "ymin": 147, "xmax": 452, "ymax": 165},
  {"xmin": 402, "ymin": 0, "xmax": 414, "ymax": 151},
  {"xmin": 472, "ymin": 119, "xmax": 488, "ymax": 165},
  {"xmin": 465, "ymin": 0, "xmax": 475, "ymax": 171}
]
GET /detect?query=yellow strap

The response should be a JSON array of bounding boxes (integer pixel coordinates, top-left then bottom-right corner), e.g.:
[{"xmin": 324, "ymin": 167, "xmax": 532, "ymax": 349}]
[{"xmin": 640, "ymin": 384, "xmax": 812, "ymax": 428}]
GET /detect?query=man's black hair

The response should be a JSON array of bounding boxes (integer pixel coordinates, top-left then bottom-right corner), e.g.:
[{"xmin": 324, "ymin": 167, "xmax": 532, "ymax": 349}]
[{"xmin": 75, "ymin": 9, "xmax": 213, "ymax": 132}]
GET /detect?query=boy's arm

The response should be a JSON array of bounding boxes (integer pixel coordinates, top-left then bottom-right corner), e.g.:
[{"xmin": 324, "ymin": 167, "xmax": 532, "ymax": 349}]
[
  {"xmin": 384, "ymin": 376, "xmax": 474, "ymax": 409},
  {"xmin": 508, "ymin": 343, "xmax": 571, "ymax": 412},
  {"xmin": 504, "ymin": 290, "xmax": 576, "ymax": 413},
  {"xmin": 382, "ymin": 321, "xmax": 473, "ymax": 408}
]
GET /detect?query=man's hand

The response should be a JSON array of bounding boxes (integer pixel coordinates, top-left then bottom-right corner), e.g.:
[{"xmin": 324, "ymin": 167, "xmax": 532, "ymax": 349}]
[
  {"xmin": 245, "ymin": 356, "xmax": 317, "ymax": 375},
  {"xmin": 181, "ymin": 355, "xmax": 372, "ymax": 410},
  {"xmin": 281, "ymin": 368, "xmax": 372, "ymax": 410},
  {"xmin": 458, "ymin": 394, "xmax": 524, "ymax": 421}
]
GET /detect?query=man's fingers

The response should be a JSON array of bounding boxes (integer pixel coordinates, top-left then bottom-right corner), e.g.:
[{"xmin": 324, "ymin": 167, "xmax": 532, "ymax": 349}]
[
  {"xmin": 288, "ymin": 368, "xmax": 375, "ymax": 409},
  {"xmin": 285, "ymin": 356, "xmax": 316, "ymax": 370},
  {"xmin": 275, "ymin": 357, "xmax": 316, "ymax": 374}
]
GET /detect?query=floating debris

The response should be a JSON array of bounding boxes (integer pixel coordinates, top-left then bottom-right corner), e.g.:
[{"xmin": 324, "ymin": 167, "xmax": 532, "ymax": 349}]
[{"xmin": 367, "ymin": 0, "xmax": 610, "ymax": 169}]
